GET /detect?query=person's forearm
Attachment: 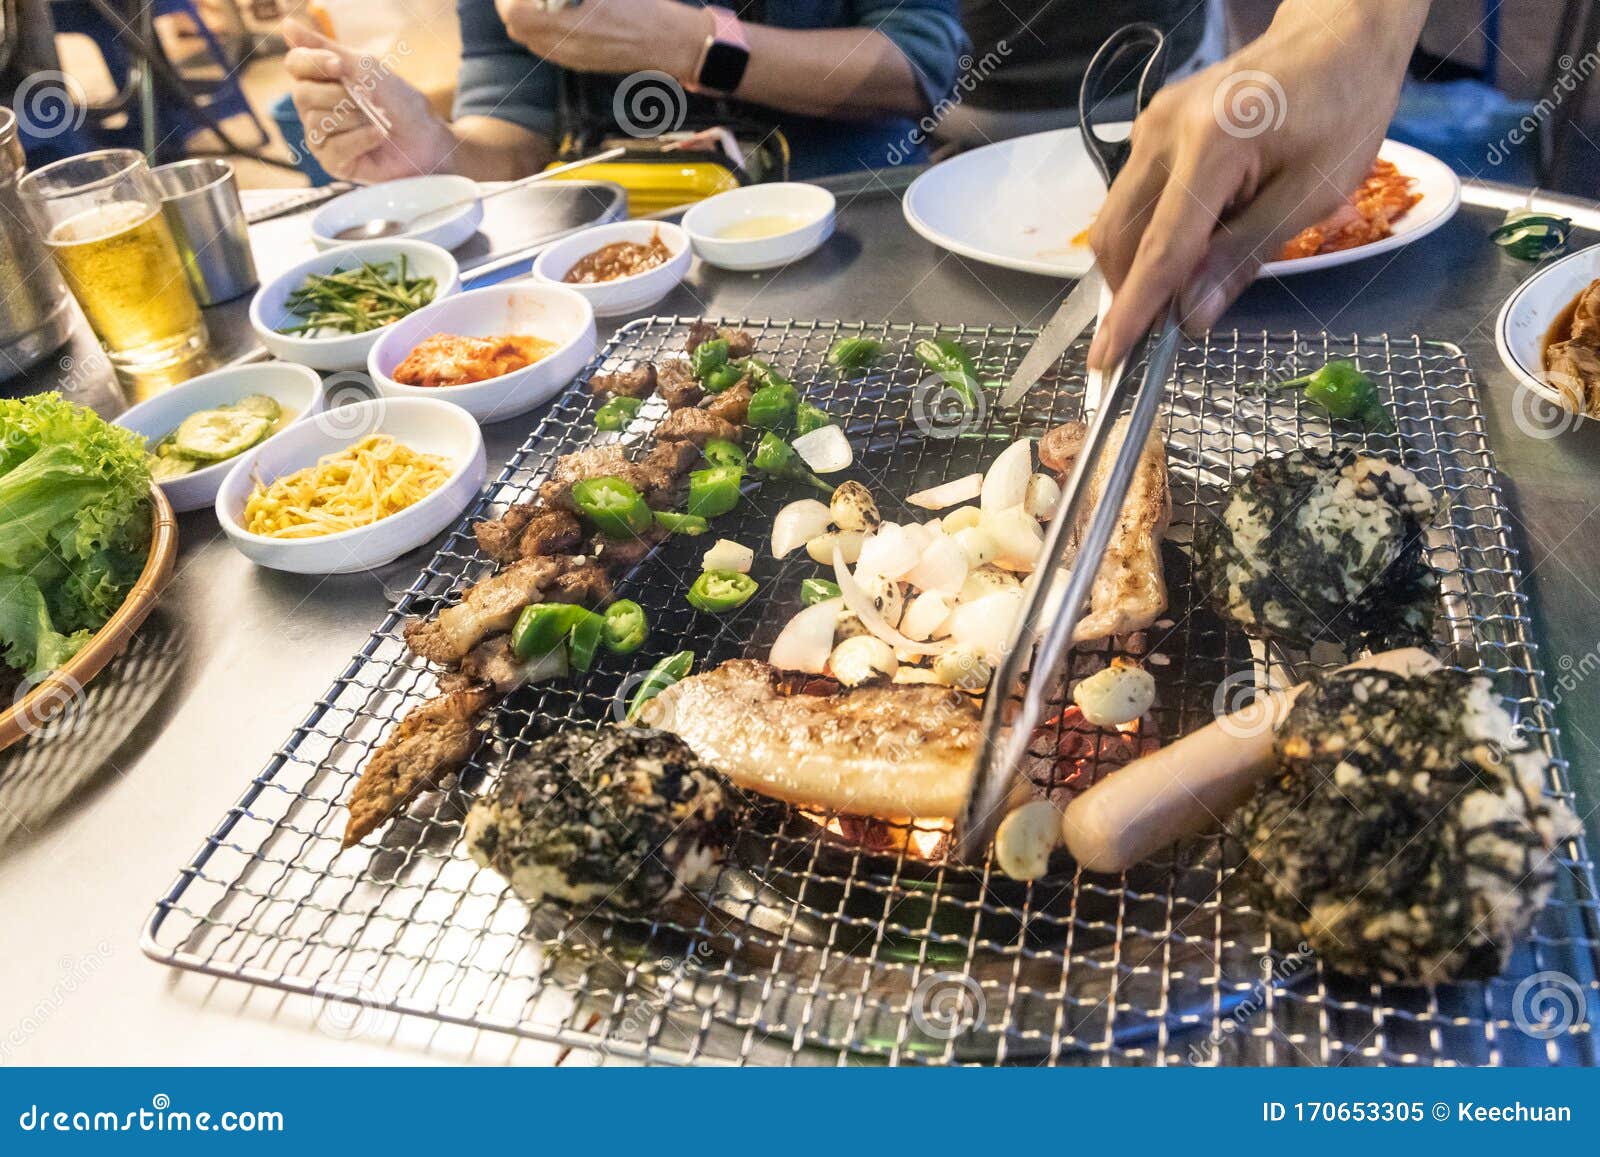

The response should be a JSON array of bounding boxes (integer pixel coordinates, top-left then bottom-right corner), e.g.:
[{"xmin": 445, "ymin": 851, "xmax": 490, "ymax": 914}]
[
  {"xmin": 734, "ymin": 27, "xmax": 926, "ymax": 120},
  {"xmin": 437, "ymin": 116, "xmax": 554, "ymax": 180},
  {"xmin": 1274, "ymin": 0, "xmax": 1430, "ymax": 72}
]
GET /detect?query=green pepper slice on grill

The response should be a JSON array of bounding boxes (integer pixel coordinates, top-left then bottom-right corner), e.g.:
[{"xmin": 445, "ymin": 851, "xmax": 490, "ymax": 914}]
[
  {"xmin": 800, "ymin": 577, "xmax": 842, "ymax": 606},
  {"xmin": 1277, "ymin": 360, "xmax": 1392, "ymax": 430},
  {"xmin": 687, "ymin": 465, "xmax": 744, "ymax": 518},
  {"xmin": 690, "ymin": 337, "xmax": 730, "ymax": 380},
  {"xmin": 687, "ymin": 569, "xmax": 758, "ymax": 613},
  {"xmin": 795, "ymin": 401, "xmax": 833, "ymax": 436},
  {"xmin": 741, "ymin": 357, "xmax": 791, "ymax": 390},
  {"xmin": 602, "ymin": 599, "xmax": 648, "ymax": 654},
  {"xmin": 626, "ymin": 650, "xmax": 695, "ymax": 720},
  {"xmin": 571, "ymin": 476, "xmax": 653, "ymax": 538},
  {"xmin": 702, "ymin": 438, "xmax": 746, "ymax": 471},
  {"xmin": 826, "ymin": 336, "xmax": 883, "ymax": 370},
  {"xmin": 748, "ymin": 381, "xmax": 797, "ymax": 430},
  {"xmin": 567, "ymin": 608, "xmax": 605, "ymax": 672},
  {"xmin": 653, "ymin": 509, "xmax": 710, "ymax": 536},
  {"xmin": 594, "ymin": 395, "xmax": 643, "ymax": 431},
  {"xmin": 512, "ymin": 603, "xmax": 587, "ymax": 659},
  {"xmin": 702, "ymin": 363, "xmax": 744, "ymax": 394},
  {"xmin": 751, "ymin": 431, "xmax": 833, "ymax": 495}
]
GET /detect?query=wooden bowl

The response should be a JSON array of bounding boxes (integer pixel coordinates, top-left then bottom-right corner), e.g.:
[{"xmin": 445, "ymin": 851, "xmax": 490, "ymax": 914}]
[{"xmin": 0, "ymin": 485, "xmax": 179, "ymax": 752}]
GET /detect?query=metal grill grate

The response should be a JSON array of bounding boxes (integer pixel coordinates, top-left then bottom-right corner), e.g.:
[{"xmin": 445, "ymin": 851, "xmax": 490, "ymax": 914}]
[{"xmin": 143, "ymin": 320, "xmax": 1600, "ymax": 1066}]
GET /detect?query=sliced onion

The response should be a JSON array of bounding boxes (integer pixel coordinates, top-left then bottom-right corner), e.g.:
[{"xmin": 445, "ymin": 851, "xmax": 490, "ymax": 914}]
[
  {"xmin": 1024, "ymin": 473, "xmax": 1062, "ymax": 520},
  {"xmin": 792, "ymin": 424, "xmax": 853, "ymax": 473},
  {"xmin": 900, "ymin": 520, "xmax": 935, "ymax": 554},
  {"xmin": 703, "ymin": 538, "xmax": 754, "ymax": 573},
  {"xmin": 941, "ymin": 506, "xmax": 982, "ymax": 534},
  {"xmin": 835, "ymin": 543, "xmax": 949, "ymax": 655},
  {"xmin": 772, "ymin": 498, "xmax": 832, "ymax": 559},
  {"xmin": 807, "ymin": 530, "xmax": 863, "ymax": 566},
  {"xmin": 901, "ymin": 590, "xmax": 952, "ymax": 641},
  {"xmin": 856, "ymin": 522, "xmax": 921, "ymax": 582},
  {"xmin": 769, "ymin": 596, "xmax": 842, "ymax": 673},
  {"xmin": 908, "ymin": 472, "xmax": 982, "ymax": 510},
  {"xmin": 981, "ymin": 438, "xmax": 1032, "ymax": 511},
  {"xmin": 904, "ymin": 535, "xmax": 969, "ymax": 594},
  {"xmin": 952, "ymin": 525, "xmax": 996, "ymax": 569},
  {"xmin": 981, "ymin": 505, "xmax": 1045, "ymax": 571},
  {"xmin": 946, "ymin": 589, "xmax": 1024, "ymax": 662}
]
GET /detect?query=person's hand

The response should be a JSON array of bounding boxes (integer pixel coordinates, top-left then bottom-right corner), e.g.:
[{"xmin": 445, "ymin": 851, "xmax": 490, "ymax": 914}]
[
  {"xmin": 1086, "ymin": 0, "xmax": 1430, "ymax": 370},
  {"xmin": 283, "ymin": 19, "xmax": 457, "ymax": 183},
  {"xmin": 493, "ymin": 0, "xmax": 705, "ymax": 80}
]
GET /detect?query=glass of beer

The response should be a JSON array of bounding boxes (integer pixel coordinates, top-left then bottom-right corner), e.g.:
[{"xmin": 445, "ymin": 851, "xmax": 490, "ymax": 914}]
[{"xmin": 18, "ymin": 149, "xmax": 208, "ymax": 371}]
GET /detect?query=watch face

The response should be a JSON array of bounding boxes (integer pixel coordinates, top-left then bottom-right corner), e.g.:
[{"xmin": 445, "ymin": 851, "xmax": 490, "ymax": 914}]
[{"xmin": 701, "ymin": 41, "xmax": 750, "ymax": 94}]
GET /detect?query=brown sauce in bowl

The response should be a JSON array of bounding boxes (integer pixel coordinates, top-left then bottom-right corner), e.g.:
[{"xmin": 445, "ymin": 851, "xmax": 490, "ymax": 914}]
[{"xmin": 562, "ymin": 230, "xmax": 672, "ymax": 284}]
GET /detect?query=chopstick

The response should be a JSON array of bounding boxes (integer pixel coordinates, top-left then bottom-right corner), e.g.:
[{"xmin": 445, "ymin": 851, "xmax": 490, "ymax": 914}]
[{"xmin": 342, "ymin": 80, "xmax": 393, "ymax": 139}]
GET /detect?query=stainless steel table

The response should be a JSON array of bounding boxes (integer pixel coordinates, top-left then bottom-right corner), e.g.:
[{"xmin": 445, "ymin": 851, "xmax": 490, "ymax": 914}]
[{"xmin": 1, "ymin": 171, "xmax": 1596, "ymax": 1065}]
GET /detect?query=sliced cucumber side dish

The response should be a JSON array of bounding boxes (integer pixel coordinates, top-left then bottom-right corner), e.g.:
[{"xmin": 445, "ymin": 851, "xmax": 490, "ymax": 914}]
[{"xmin": 147, "ymin": 396, "xmax": 298, "ymax": 479}]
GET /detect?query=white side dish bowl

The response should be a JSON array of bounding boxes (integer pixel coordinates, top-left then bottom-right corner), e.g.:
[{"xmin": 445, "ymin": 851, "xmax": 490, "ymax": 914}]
[
  {"xmin": 114, "ymin": 361, "xmax": 327, "ymax": 513},
  {"xmin": 310, "ymin": 175, "xmax": 484, "ymax": 252},
  {"xmin": 531, "ymin": 220, "xmax": 691, "ymax": 317},
  {"xmin": 1496, "ymin": 242, "xmax": 1599, "ymax": 425},
  {"xmin": 682, "ymin": 183, "xmax": 835, "ymax": 271},
  {"xmin": 367, "ymin": 282, "xmax": 597, "ymax": 423},
  {"xmin": 249, "ymin": 239, "xmax": 461, "ymax": 371},
  {"xmin": 216, "ymin": 397, "xmax": 486, "ymax": 574}
]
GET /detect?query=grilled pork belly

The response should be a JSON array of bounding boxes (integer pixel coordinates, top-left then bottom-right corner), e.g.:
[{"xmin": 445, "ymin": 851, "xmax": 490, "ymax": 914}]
[
  {"xmin": 474, "ymin": 504, "xmax": 583, "ymax": 564},
  {"xmin": 685, "ymin": 322, "xmax": 755, "ymax": 358},
  {"xmin": 636, "ymin": 659, "xmax": 993, "ymax": 820},
  {"xmin": 657, "ymin": 407, "xmax": 738, "ymax": 447},
  {"xmin": 538, "ymin": 445, "xmax": 654, "ymax": 511},
  {"xmin": 704, "ymin": 381, "xmax": 752, "ymax": 425},
  {"xmin": 343, "ymin": 687, "xmax": 494, "ymax": 847},
  {"xmin": 404, "ymin": 557, "xmax": 560, "ymax": 665},
  {"xmin": 655, "ymin": 360, "xmax": 703, "ymax": 409},
  {"xmin": 1037, "ymin": 414, "xmax": 1170, "ymax": 643},
  {"xmin": 589, "ymin": 363, "xmax": 656, "ymax": 399}
]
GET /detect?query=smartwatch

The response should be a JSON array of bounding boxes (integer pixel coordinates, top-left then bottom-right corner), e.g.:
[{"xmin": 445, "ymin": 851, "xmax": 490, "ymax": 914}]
[{"xmin": 689, "ymin": 6, "xmax": 750, "ymax": 97}]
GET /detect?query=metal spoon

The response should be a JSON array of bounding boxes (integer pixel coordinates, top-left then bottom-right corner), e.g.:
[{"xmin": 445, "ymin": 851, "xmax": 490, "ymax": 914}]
[{"xmin": 333, "ymin": 147, "xmax": 629, "ymax": 242}]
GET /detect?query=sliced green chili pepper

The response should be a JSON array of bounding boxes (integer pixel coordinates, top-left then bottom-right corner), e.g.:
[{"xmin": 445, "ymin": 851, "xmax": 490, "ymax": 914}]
[
  {"xmin": 687, "ymin": 569, "xmax": 759, "ymax": 613},
  {"xmin": 690, "ymin": 337, "xmax": 730, "ymax": 380},
  {"xmin": 1277, "ymin": 360, "xmax": 1392, "ymax": 429},
  {"xmin": 826, "ymin": 336, "xmax": 883, "ymax": 370},
  {"xmin": 571, "ymin": 476, "xmax": 653, "ymax": 538},
  {"xmin": 568, "ymin": 608, "xmax": 605, "ymax": 672},
  {"xmin": 702, "ymin": 438, "xmax": 746, "ymax": 470},
  {"xmin": 741, "ymin": 358, "xmax": 791, "ymax": 390},
  {"xmin": 795, "ymin": 401, "xmax": 833, "ymax": 437},
  {"xmin": 751, "ymin": 431, "xmax": 833, "ymax": 496},
  {"xmin": 654, "ymin": 509, "xmax": 709, "ymax": 536},
  {"xmin": 1492, "ymin": 208, "xmax": 1573, "ymax": 261},
  {"xmin": 687, "ymin": 465, "xmax": 743, "ymax": 518},
  {"xmin": 602, "ymin": 599, "xmax": 648, "ymax": 654},
  {"xmin": 800, "ymin": 577, "xmax": 842, "ymax": 607},
  {"xmin": 701, "ymin": 363, "xmax": 744, "ymax": 394},
  {"xmin": 626, "ymin": 650, "xmax": 695, "ymax": 720},
  {"xmin": 512, "ymin": 603, "xmax": 586, "ymax": 659},
  {"xmin": 594, "ymin": 395, "xmax": 643, "ymax": 431},
  {"xmin": 913, "ymin": 337, "xmax": 981, "ymax": 410},
  {"xmin": 748, "ymin": 381, "xmax": 797, "ymax": 430}
]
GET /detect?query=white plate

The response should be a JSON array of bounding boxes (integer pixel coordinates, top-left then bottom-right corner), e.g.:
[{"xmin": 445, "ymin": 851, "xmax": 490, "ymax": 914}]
[
  {"xmin": 114, "ymin": 362, "xmax": 326, "ymax": 513},
  {"xmin": 682, "ymin": 183, "xmax": 835, "ymax": 271},
  {"xmin": 1495, "ymin": 242, "xmax": 1600, "ymax": 423},
  {"xmin": 367, "ymin": 282, "xmax": 597, "ymax": 423},
  {"xmin": 532, "ymin": 220, "xmax": 691, "ymax": 317},
  {"xmin": 249, "ymin": 239, "xmax": 460, "ymax": 371},
  {"xmin": 902, "ymin": 129, "xmax": 1460, "ymax": 280},
  {"xmin": 216, "ymin": 397, "xmax": 486, "ymax": 574},
  {"xmin": 311, "ymin": 175, "xmax": 483, "ymax": 252}
]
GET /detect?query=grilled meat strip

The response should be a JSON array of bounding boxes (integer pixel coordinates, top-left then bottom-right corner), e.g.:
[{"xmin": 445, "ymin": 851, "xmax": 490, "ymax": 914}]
[
  {"xmin": 343, "ymin": 686, "xmax": 495, "ymax": 847},
  {"xmin": 655, "ymin": 360, "xmax": 703, "ymax": 409},
  {"xmin": 589, "ymin": 364, "xmax": 656, "ymax": 398},
  {"xmin": 637, "ymin": 659, "xmax": 990, "ymax": 819},
  {"xmin": 591, "ymin": 525, "xmax": 668, "ymax": 569},
  {"xmin": 404, "ymin": 557, "xmax": 561, "ymax": 665},
  {"xmin": 1037, "ymin": 414, "xmax": 1170, "ymax": 643},
  {"xmin": 658, "ymin": 407, "xmax": 739, "ymax": 447},
  {"xmin": 546, "ymin": 557, "xmax": 613, "ymax": 606},
  {"xmin": 474, "ymin": 504, "xmax": 583, "ymax": 564}
]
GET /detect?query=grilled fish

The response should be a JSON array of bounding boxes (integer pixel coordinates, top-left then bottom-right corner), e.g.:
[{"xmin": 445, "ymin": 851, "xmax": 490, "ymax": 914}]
[{"xmin": 637, "ymin": 659, "xmax": 990, "ymax": 819}]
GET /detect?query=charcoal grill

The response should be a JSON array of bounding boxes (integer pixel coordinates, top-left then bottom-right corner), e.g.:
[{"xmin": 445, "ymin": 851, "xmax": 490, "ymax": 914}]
[{"xmin": 142, "ymin": 319, "xmax": 1600, "ymax": 1065}]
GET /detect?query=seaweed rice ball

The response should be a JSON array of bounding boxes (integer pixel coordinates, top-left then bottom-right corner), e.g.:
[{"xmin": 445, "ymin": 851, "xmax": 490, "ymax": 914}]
[
  {"xmin": 466, "ymin": 727, "xmax": 734, "ymax": 913},
  {"xmin": 1198, "ymin": 449, "xmax": 1437, "ymax": 649},
  {"xmin": 1238, "ymin": 666, "xmax": 1578, "ymax": 984}
]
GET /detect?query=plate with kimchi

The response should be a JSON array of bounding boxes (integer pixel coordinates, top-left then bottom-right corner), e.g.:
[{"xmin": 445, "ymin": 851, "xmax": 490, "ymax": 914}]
[{"xmin": 903, "ymin": 130, "xmax": 1459, "ymax": 280}]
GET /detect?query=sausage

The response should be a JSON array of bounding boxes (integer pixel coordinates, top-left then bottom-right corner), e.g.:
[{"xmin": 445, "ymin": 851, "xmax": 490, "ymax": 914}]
[{"xmin": 1060, "ymin": 648, "xmax": 1440, "ymax": 873}]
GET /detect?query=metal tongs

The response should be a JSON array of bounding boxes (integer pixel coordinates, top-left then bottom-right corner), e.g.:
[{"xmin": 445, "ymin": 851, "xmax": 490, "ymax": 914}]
[{"xmin": 956, "ymin": 24, "xmax": 1183, "ymax": 863}]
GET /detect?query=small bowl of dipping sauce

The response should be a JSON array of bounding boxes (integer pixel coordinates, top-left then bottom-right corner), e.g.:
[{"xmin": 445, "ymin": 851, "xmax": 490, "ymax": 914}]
[
  {"xmin": 682, "ymin": 183, "xmax": 835, "ymax": 271},
  {"xmin": 532, "ymin": 220, "xmax": 691, "ymax": 317}
]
